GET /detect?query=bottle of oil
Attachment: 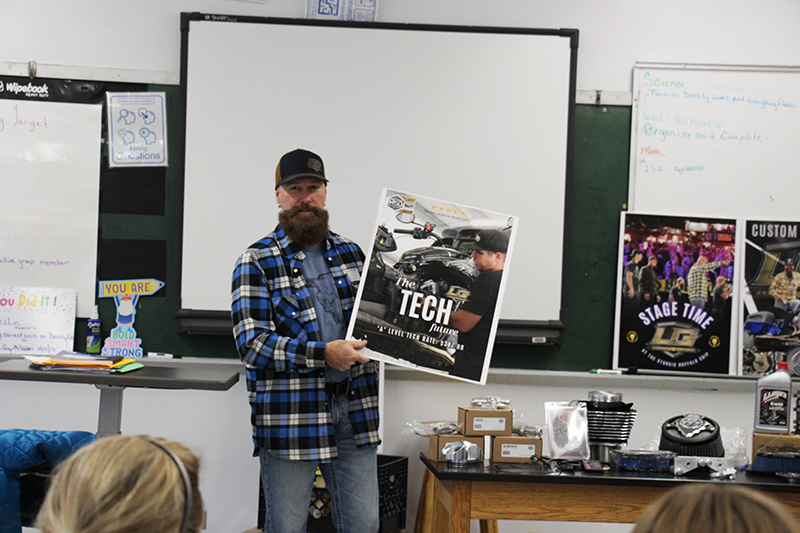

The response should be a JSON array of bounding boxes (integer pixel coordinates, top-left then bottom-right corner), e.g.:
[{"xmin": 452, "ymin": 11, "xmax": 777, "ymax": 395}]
[{"xmin": 754, "ymin": 361, "xmax": 792, "ymax": 433}]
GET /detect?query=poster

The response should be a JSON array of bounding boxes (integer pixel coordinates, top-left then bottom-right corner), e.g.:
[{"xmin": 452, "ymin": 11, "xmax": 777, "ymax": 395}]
[
  {"xmin": 613, "ymin": 213, "xmax": 737, "ymax": 374},
  {"xmin": 106, "ymin": 92, "xmax": 167, "ymax": 167},
  {"xmin": 740, "ymin": 220, "xmax": 800, "ymax": 375},
  {"xmin": 0, "ymin": 286, "xmax": 76, "ymax": 355},
  {"xmin": 98, "ymin": 278, "xmax": 165, "ymax": 358},
  {"xmin": 347, "ymin": 189, "xmax": 517, "ymax": 384},
  {"xmin": 306, "ymin": 0, "xmax": 378, "ymax": 21}
]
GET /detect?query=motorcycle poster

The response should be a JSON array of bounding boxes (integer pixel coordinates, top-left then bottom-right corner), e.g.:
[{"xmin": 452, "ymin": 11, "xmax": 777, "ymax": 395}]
[
  {"xmin": 613, "ymin": 213, "xmax": 737, "ymax": 375},
  {"xmin": 347, "ymin": 188, "xmax": 517, "ymax": 384},
  {"xmin": 741, "ymin": 220, "xmax": 800, "ymax": 376}
]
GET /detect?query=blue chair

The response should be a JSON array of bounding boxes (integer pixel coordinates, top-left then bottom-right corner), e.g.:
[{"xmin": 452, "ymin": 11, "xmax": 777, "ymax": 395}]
[{"xmin": 0, "ymin": 429, "xmax": 94, "ymax": 533}]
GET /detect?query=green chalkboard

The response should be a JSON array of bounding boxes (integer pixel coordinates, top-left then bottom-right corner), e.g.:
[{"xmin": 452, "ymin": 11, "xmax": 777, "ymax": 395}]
[
  {"xmin": 492, "ymin": 104, "xmax": 631, "ymax": 371},
  {"xmin": 82, "ymin": 88, "xmax": 630, "ymax": 370}
]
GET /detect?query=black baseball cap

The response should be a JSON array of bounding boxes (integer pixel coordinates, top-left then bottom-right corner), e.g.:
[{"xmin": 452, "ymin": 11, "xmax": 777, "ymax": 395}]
[
  {"xmin": 464, "ymin": 229, "xmax": 510, "ymax": 254},
  {"xmin": 275, "ymin": 149, "xmax": 328, "ymax": 189}
]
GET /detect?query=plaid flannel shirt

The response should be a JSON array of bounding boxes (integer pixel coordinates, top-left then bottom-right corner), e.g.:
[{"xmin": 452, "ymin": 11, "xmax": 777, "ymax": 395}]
[
  {"xmin": 231, "ymin": 226, "xmax": 380, "ymax": 462},
  {"xmin": 687, "ymin": 261, "xmax": 723, "ymax": 302},
  {"xmin": 769, "ymin": 271, "xmax": 800, "ymax": 305}
]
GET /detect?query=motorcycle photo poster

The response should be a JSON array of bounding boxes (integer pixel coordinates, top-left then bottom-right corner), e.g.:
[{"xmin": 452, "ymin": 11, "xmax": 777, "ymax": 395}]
[
  {"xmin": 613, "ymin": 213, "xmax": 737, "ymax": 375},
  {"xmin": 740, "ymin": 220, "xmax": 800, "ymax": 375},
  {"xmin": 346, "ymin": 188, "xmax": 517, "ymax": 384}
]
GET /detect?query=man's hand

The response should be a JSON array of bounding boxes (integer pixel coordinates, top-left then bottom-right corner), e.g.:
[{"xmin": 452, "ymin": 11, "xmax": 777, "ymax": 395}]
[{"xmin": 325, "ymin": 339, "xmax": 369, "ymax": 371}]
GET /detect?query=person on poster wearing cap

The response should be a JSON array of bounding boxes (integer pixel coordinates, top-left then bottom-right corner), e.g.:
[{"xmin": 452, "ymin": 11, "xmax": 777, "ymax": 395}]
[
  {"xmin": 624, "ymin": 249, "xmax": 645, "ymax": 304},
  {"xmin": 231, "ymin": 149, "xmax": 380, "ymax": 532},
  {"xmin": 770, "ymin": 258, "xmax": 800, "ymax": 314},
  {"xmin": 448, "ymin": 228, "xmax": 509, "ymax": 381}
]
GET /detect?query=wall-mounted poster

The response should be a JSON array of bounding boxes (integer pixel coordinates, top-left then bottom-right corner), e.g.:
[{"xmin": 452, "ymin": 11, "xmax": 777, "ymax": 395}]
[
  {"xmin": 0, "ymin": 286, "xmax": 76, "ymax": 355},
  {"xmin": 106, "ymin": 92, "xmax": 167, "ymax": 167},
  {"xmin": 613, "ymin": 213, "xmax": 737, "ymax": 374},
  {"xmin": 346, "ymin": 189, "xmax": 517, "ymax": 384},
  {"xmin": 306, "ymin": 0, "xmax": 378, "ymax": 21},
  {"xmin": 740, "ymin": 220, "xmax": 800, "ymax": 375}
]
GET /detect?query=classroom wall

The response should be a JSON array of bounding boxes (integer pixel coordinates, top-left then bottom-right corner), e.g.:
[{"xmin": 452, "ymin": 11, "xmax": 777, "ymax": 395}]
[
  {"xmin": 2, "ymin": 1, "xmax": 798, "ymax": 532},
  {"xmin": 4, "ymin": 0, "xmax": 800, "ymax": 92}
]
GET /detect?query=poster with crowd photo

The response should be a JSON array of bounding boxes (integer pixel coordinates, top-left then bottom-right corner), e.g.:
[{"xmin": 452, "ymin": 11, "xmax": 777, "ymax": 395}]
[
  {"xmin": 740, "ymin": 220, "xmax": 800, "ymax": 376},
  {"xmin": 613, "ymin": 213, "xmax": 737, "ymax": 375},
  {"xmin": 347, "ymin": 189, "xmax": 517, "ymax": 384}
]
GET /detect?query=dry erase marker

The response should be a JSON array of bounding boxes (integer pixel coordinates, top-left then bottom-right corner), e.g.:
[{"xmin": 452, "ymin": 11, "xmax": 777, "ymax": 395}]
[
  {"xmin": 590, "ymin": 369, "xmax": 621, "ymax": 375},
  {"xmin": 146, "ymin": 352, "xmax": 181, "ymax": 359}
]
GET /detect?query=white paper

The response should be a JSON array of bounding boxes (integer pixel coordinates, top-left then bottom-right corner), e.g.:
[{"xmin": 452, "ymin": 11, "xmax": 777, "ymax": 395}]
[{"xmin": 0, "ymin": 286, "xmax": 77, "ymax": 355}]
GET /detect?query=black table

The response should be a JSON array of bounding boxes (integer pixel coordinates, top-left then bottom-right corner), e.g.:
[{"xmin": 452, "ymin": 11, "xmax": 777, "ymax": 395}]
[
  {"xmin": 420, "ymin": 453, "xmax": 800, "ymax": 532},
  {"xmin": 0, "ymin": 357, "xmax": 239, "ymax": 437}
]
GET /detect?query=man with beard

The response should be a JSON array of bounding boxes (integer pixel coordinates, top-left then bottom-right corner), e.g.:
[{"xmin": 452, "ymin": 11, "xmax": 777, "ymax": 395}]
[
  {"xmin": 231, "ymin": 149, "xmax": 380, "ymax": 533},
  {"xmin": 770, "ymin": 258, "xmax": 800, "ymax": 314}
]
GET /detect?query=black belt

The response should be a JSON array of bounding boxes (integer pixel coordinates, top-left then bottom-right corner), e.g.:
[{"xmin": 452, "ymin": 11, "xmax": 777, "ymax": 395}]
[{"xmin": 325, "ymin": 380, "xmax": 351, "ymax": 396}]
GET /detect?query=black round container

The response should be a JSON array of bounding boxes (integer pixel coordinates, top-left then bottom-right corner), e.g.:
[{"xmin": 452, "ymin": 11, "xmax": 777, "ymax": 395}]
[{"xmin": 658, "ymin": 414, "xmax": 724, "ymax": 457}]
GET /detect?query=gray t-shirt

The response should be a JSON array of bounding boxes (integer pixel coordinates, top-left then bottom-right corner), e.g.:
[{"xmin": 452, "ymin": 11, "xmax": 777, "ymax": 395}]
[{"xmin": 302, "ymin": 244, "xmax": 350, "ymax": 383}]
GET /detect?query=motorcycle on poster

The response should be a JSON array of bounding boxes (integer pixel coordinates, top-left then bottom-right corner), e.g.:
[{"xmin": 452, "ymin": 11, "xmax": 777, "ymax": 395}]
[{"xmin": 740, "ymin": 220, "xmax": 800, "ymax": 375}]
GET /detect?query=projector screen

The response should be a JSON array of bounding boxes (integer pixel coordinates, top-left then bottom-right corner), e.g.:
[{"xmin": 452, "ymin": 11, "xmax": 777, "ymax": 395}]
[{"xmin": 177, "ymin": 13, "xmax": 577, "ymax": 341}]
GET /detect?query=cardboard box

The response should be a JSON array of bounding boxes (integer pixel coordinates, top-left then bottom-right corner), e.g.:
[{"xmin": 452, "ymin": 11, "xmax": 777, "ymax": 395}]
[
  {"xmin": 457, "ymin": 406, "xmax": 513, "ymax": 436},
  {"xmin": 752, "ymin": 432, "xmax": 800, "ymax": 462},
  {"xmin": 492, "ymin": 436, "xmax": 543, "ymax": 463},
  {"xmin": 428, "ymin": 434, "xmax": 484, "ymax": 461}
]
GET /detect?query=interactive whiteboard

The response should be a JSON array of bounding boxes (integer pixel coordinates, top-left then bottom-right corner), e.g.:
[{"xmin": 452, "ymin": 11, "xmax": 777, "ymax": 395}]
[{"xmin": 178, "ymin": 14, "xmax": 577, "ymax": 338}]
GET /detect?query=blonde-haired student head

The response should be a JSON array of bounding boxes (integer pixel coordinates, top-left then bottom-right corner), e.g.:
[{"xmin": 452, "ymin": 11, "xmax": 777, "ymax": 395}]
[
  {"xmin": 36, "ymin": 435, "xmax": 203, "ymax": 533},
  {"xmin": 633, "ymin": 483, "xmax": 800, "ymax": 533}
]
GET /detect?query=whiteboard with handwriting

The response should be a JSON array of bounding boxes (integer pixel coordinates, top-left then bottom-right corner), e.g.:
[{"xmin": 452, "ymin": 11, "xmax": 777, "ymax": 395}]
[
  {"xmin": 0, "ymin": 99, "xmax": 101, "ymax": 317},
  {"xmin": 630, "ymin": 63, "xmax": 800, "ymax": 219}
]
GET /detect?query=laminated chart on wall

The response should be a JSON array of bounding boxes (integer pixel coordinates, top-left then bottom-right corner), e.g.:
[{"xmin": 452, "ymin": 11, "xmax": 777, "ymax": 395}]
[
  {"xmin": 306, "ymin": 0, "xmax": 378, "ymax": 21},
  {"xmin": 106, "ymin": 92, "xmax": 167, "ymax": 167}
]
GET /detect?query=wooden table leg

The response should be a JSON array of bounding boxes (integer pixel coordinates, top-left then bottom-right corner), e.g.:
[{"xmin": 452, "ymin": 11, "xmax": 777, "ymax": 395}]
[
  {"xmin": 415, "ymin": 468, "xmax": 435, "ymax": 533},
  {"xmin": 431, "ymin": 479, "xmax": 471, "ymax": 532},
  {"xmin": 479, "ymin": 519, "xmax": 499, "ymax": 533},
  {"xmin": 418, "ymin": 469, "xmax": 499, "ymax": 533}
]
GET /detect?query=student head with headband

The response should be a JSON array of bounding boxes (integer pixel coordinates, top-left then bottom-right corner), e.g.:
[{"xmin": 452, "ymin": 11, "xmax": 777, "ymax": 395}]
[{"xmin": 36, "ymin": 435, "xmax": 204, "ymax": 533}]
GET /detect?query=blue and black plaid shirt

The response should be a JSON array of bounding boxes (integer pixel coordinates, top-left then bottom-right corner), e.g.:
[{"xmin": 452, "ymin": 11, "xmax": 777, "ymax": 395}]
[{"xmin": 231, "ymin": 226, "xmax": 380, "ymax": 461}]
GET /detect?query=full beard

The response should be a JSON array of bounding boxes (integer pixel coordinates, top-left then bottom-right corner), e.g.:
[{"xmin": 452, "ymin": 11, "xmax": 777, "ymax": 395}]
[{"xmin": 279, "ymin": 205, "xmax": 330, "ymax": 246}]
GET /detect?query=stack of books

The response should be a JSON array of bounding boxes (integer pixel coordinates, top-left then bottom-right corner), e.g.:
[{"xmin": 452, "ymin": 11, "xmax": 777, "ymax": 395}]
[{"xmin": 25, "ymin": 351, "xmax": 143, "ymax": 373}]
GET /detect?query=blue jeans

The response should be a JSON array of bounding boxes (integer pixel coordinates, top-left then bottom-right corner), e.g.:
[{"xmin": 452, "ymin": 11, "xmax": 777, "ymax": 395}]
[
  {"xmin": 259, "ymin": 393, "xmax": 379, "ymax": 533},
  {"xmin": 776, "ymin": 299, "xmax": 800, "ymax": 315},
  {"xmin": 690, "ymin": 297, "xmax": 706, "ymax": 310}
]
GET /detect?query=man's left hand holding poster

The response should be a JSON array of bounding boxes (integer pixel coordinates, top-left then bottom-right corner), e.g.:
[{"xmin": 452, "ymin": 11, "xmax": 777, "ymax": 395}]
[{"xmin": 346, "ymin": 188, "xmax": 517, "ymax": 384}]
